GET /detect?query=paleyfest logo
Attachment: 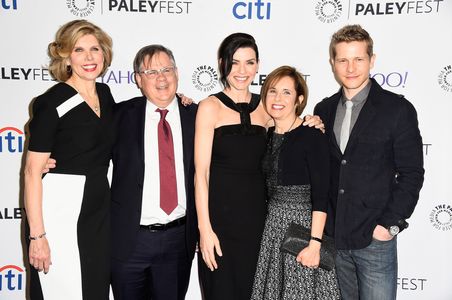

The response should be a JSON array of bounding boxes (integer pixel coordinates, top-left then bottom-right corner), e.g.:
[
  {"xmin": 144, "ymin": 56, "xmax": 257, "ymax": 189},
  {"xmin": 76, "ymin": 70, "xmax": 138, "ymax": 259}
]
[
  {"xmin": 315, "ymin": 0, "xmax": 342, "ymax": 23},
  {"xmin": 438, "ymin": 65, "xmax": 452, "ymax": 92},
  {"xmin": 430, "ymin": 204, "xmax": 452, "ymax": 231},
  {"xmin": 353, "ymin": 0, "xmax": 444, "ymax": 16},
  {"xmin": 67, "ymin": 0, "xmax": 95, "ymax": 17}
]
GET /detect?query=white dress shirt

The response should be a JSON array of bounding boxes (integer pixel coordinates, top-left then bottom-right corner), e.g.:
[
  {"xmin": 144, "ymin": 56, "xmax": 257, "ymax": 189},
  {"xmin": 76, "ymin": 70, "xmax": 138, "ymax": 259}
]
[{"xmin": 140, "ymin": 97, "xmax": 186, "ymax": 225}]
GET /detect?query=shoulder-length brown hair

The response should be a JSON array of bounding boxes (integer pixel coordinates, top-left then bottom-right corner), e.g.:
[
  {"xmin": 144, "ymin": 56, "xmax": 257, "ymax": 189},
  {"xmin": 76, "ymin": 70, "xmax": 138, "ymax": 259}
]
[{"xmin": 261, "ymin": 66, "xmax": 308, "ymax": 116}]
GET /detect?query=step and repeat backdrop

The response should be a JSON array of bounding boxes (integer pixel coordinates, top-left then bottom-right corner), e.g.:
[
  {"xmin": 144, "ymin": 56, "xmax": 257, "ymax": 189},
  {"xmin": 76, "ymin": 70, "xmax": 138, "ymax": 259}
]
[{"xmin": 1, "ymin": 0, "xmax": 451, "ymax": 299}]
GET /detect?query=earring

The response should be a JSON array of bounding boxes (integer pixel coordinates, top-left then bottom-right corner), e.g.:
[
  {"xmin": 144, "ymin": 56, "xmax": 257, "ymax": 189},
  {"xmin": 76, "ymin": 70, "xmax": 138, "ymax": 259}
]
[{"xmin": 66, "ymin": 65, "xmax": 72, "ymax": 73}]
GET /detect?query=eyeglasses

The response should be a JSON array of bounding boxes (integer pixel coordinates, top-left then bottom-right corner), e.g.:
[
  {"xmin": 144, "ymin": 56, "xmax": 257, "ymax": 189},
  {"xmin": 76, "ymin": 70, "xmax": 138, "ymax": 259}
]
[{"xmin": 139, "ymin": 66, "xmax": 176, "ymax": 79}]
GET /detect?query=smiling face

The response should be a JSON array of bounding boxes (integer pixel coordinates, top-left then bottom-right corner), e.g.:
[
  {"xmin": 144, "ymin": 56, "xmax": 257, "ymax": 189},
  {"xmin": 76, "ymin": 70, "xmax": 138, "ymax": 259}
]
[
  {"xmin": 331, "ymin": 40, "xmax": 375, "ymax": 99},
  {"xmin": 264, "ymin": 76, "xmax": 303, "ymax": 122},
  {"xmin": 67, "ymin": 34, "xmax": 104, "ymax": 83},
  {"xmin": 135, "ymin": 51, "xmax": 179, "ymax": 108},
  {"xmin": 225, "ymin": 47, "xmax": 259, "ymax": 92}
]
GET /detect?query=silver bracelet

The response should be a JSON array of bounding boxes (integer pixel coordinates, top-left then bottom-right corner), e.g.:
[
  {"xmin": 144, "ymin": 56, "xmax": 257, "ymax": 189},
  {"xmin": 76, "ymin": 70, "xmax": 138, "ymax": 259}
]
[{"xmin": 29, "ymin": 232, "xmax": 46, "ymax": 240}]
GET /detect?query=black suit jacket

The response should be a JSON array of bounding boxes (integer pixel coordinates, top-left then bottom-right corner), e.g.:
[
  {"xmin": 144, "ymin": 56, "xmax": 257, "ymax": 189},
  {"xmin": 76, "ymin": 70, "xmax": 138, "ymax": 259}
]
[
  {"xmin": 314, "ymin": 78, "xmax": 424, "ymax": 250},
  {"xmin": 110, "ymin": 95, "xmax": 198, "ymax": 261}
]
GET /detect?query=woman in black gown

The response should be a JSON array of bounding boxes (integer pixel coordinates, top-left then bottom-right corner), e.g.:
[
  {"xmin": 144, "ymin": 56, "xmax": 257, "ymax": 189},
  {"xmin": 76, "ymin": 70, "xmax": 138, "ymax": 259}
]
[
  {"xmin": 194, "ymin": 33, "xmax": 272, "ymax": 300},
  {"xmin": 24, "ymin": 20, "xmax": 114, "ymax": 299}
]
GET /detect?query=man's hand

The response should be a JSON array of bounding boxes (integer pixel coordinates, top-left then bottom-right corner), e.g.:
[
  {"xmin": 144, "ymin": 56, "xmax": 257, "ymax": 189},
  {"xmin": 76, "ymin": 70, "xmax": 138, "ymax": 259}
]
[
  {"xmin": 43, "ymin": 158, "xmax": 56, "ymax": 174},
  {"xmin": 177, "ymin": 93, "xmax": 194, "ymax": 106},
  {"xmin": 303, "ymin": 115, "xmax": 325, "ymax": 133},
  {"xmin": 373, "ymin": 224, "xmax": 393, "ymax": 241}
]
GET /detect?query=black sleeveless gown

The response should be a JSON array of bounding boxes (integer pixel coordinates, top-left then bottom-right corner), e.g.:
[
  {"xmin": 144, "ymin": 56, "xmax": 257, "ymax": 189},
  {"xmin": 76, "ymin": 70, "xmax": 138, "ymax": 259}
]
[{"xmin": 198, "ymin": 92, "xmax": 267, "ymax": 300}]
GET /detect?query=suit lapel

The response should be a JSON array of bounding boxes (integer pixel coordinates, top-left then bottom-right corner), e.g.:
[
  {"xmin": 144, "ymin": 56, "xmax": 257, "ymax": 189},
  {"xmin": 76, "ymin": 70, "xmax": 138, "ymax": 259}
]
[
  {"xmin": 326, "ymin": 92, "xmax": 342, "ymax": 159},
  {"xmin": 345, "ymin": 81, "xmax": 378, "ymax": 153},
  {"xmin": 129, "ymin": 97, "xmax": 147, "ymax": 170},
  {"xmin": 177, "ymin": 96, "xmax": 195, "ymax": 187}
]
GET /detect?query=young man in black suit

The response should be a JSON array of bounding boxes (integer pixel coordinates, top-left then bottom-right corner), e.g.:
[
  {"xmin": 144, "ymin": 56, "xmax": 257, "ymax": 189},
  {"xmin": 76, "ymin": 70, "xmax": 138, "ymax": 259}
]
[
  {"xmin": 314, "ymin": 25, "xmax": 424, "ymax": 300},
  {"xmin": 110, "ymin": 45, "xmax": 198, "ymax": 300}
]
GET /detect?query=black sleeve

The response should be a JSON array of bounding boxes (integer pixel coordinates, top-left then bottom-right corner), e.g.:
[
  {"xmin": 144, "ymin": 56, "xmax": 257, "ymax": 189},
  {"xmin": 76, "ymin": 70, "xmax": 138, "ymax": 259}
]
[
  {"xmin": 377, "ymin": 98, "xmax": 424, "ymax": 226},
  {"xmin": 27, "ymin": 95, "xmax": 59, "ymax": 152},
  {"xmin": 306, "ymin": 128, "xmax": 330, "ymax": 212}
]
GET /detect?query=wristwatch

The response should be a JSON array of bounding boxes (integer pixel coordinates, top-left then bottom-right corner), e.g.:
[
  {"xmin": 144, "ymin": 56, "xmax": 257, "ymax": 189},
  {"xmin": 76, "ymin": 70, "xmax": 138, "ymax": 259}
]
[
  {"xmin": 387, "ymin": 219, "xmax": 409, "ymax": 236},
  {"xmin": 388, "ymin": 225, "xmax": 400, "ymax": 236}
]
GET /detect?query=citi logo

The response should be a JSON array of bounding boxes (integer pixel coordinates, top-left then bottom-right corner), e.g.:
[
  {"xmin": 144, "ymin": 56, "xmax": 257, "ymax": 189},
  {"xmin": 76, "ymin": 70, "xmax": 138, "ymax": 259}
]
[
  {"xmin": 233, "ymin": 0, "xmax": 271, "ymax": 20},
  {"xmin": 1, "ymin": 0, "xmax": 17, "ymax": 10},
  {"xmin": 0, "ymin": 127, "xmax": 24, "ymax": 153},
  {"xmin": 0, "ymin": 265, "xmax": 24, "ymax": 291}
]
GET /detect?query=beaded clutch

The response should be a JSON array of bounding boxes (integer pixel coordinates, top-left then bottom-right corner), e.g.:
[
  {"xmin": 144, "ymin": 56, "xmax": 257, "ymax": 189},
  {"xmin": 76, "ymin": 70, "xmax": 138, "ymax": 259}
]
[{"xmin": 280, "ymin": 222, "xmax": 336, "ymax": 271}]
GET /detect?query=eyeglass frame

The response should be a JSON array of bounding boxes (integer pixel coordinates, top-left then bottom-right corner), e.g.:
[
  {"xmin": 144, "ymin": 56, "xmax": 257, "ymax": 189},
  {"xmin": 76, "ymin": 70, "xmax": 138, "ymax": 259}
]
[{"xmin": 138, "ymin": 65, "xmax": 177, "ymax": 79}]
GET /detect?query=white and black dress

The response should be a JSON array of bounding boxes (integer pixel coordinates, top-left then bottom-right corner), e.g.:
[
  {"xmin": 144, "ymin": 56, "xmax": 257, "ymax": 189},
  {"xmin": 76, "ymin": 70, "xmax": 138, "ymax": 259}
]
[{"xmin": 27, "ymin": 82, "xmax": 114, "ymax": 300}]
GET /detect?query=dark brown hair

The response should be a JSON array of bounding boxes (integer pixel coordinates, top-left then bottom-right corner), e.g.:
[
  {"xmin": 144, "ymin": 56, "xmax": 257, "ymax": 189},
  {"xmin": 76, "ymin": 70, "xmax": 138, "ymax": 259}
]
[{"xmin": 261, "ymin": 66, "xmax": 308, "ymax": 117}]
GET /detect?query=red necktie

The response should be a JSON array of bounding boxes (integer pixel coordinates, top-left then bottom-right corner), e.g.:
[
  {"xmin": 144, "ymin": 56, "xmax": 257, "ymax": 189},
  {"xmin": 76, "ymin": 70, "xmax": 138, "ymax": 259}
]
[{"xmin": 156, "ymin": 108, "xmax": 178, "ymax": 215}]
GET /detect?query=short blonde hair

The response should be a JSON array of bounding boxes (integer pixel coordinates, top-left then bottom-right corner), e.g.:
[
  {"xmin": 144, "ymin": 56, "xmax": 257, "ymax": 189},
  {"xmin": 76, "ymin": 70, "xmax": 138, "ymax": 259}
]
[
  {"xmin": 330, "ymin": 24, "xmax": 373, "ymax": 59},
  {"xmin": 261, "ymin": 66, "xmax": 308, "ymax": 116},
  {"xmin": 47, "ymin": 19, "xmax": 113, "ymax": 82}
]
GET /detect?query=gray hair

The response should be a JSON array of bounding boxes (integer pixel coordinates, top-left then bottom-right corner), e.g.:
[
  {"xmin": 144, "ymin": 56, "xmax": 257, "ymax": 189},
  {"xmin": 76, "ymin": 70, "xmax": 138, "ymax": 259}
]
[{"xmin": 133, "ymin": 44, "xmax": 176, "ymax": 72}]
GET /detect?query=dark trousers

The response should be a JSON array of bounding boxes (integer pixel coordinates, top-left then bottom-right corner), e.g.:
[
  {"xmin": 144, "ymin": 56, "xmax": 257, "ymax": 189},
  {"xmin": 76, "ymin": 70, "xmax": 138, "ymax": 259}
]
[{"xmin": 111, "ymin": 224, "xmax": 191, "ymax": 300}]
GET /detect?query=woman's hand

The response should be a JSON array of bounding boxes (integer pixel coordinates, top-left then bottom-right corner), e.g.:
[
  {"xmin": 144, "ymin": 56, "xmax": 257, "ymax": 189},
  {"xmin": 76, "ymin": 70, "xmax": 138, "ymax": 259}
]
[
  {"xmin": 199, "ymin": 228, "xmax": 222, "ymax": 271},
  {"xmin": 296, "ymin": 241, "xmax": 321, "ymax": 269},
  {"xmin": 303, "ymin": 115, "xmax": 325, "ymax": 133},
  {"xmin": 29, "ymin": 237, "xmax": 52, "ymax": 273}
]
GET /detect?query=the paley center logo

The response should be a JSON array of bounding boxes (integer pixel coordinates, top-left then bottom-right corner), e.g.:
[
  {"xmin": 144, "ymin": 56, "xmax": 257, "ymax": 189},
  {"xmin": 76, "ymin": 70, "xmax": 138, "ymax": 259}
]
[
  {"xmin": 192, "ymin": 65, "xmax": 218, "ymax": 93},
  {"xmin": 67, "ymin": 0, "xmax": 96, "ymax": 17},
  {"xmin": 438, "ymin": 65, "xmax": 451, "ymax": 92},
  {"xmin": 430, "ymin": 204, "xmax": 452, "ymax": 231},
  {"xmin": 315, "ymin": 0, "xmax": 342, "ymax": 23},
  {"xmin": 233, "ymin": 0, "xmax": 271, "ymax": 20},
  {"xmin": 0, "ymin": 127, "xmax": 24, "ymax": 153},
  {"xmin": 0, "ymin": 265, "xmax": 24, "ymax": 292}
]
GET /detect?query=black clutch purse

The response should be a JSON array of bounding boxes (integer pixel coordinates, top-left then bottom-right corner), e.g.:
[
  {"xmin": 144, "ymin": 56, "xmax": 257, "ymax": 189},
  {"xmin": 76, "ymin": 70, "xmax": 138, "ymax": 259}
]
[{"xmin": 280, "ymin": 222, "xmax": 336, "ymax": 271}]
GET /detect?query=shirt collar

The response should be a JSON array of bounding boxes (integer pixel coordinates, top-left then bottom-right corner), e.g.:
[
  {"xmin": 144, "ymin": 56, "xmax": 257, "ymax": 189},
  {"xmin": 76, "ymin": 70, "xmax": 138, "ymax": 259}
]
[
  {"xmin": 146, "ymin": 96, "xmax": 178, "ymax": 113},
  {"xmin": 341, "ymin": 80, "xmax": 372, "ymax": 106}
]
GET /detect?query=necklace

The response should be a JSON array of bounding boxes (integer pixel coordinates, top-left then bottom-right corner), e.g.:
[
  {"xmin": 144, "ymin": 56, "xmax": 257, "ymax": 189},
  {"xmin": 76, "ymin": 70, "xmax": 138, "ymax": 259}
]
[
  {"xmin": 276, "ymin": 116, "xmax": 298, "ymax": 134},
  {"xmin": 67, "ymin": 81, "xmax": 100, "ymax": 114}
]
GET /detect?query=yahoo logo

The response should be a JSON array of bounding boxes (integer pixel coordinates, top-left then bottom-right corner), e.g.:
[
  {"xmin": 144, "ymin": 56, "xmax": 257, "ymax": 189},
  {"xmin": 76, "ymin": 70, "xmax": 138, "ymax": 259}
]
[
  {"xmin": 371, "ymin": 71, "xmax": 408, "ymax": 88},
  {"xmin": 100, "ymin": 70, "xmax": 136, "ymax": 85}
]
